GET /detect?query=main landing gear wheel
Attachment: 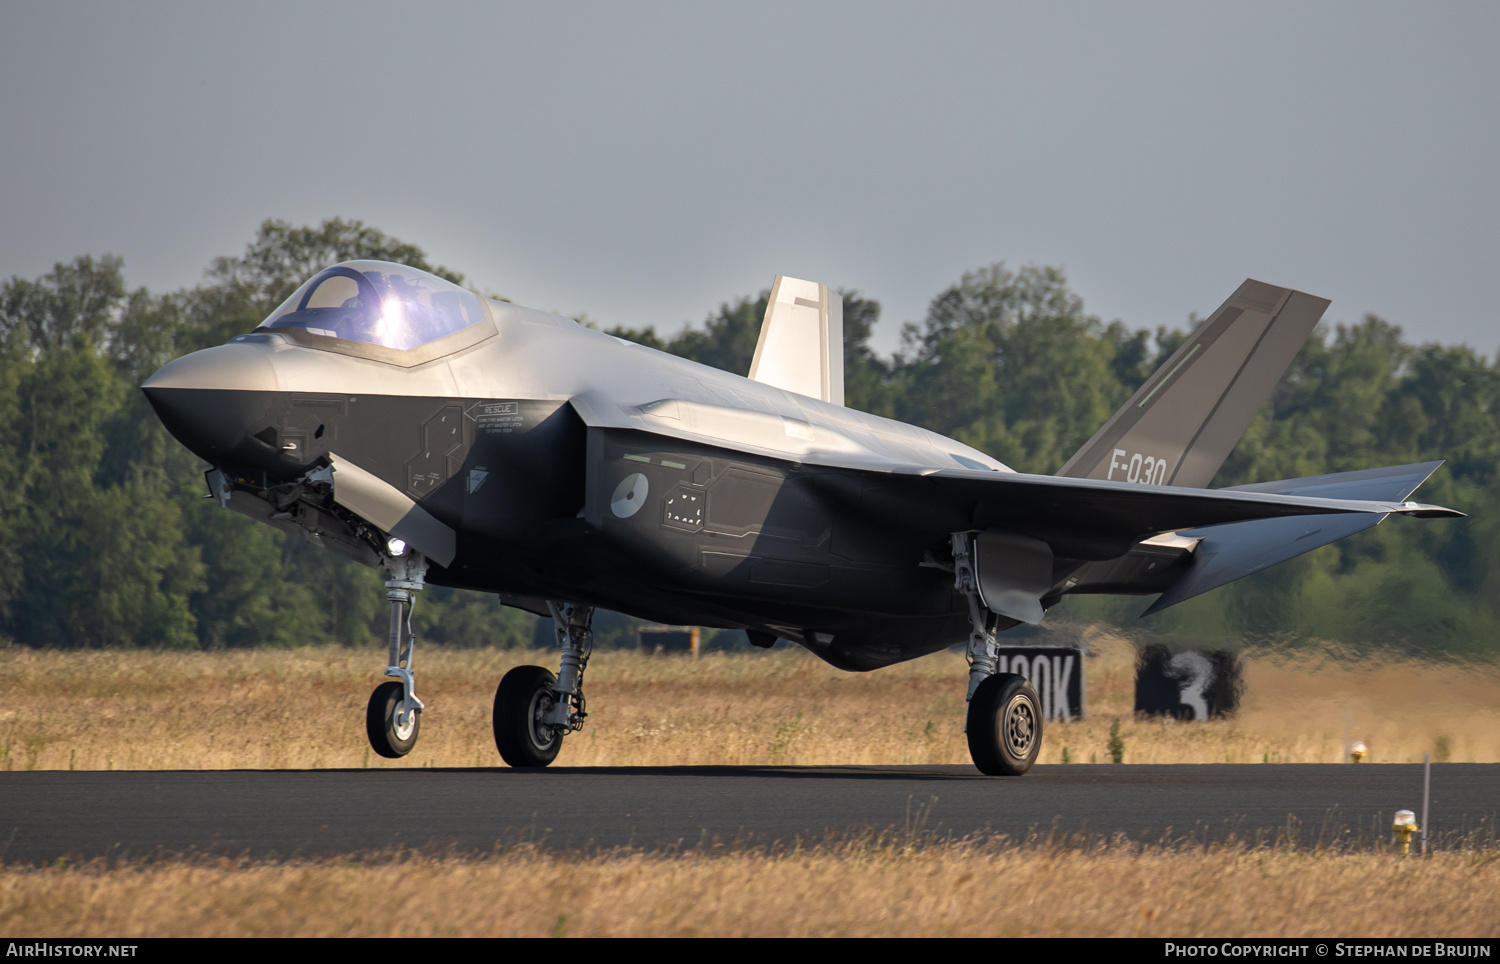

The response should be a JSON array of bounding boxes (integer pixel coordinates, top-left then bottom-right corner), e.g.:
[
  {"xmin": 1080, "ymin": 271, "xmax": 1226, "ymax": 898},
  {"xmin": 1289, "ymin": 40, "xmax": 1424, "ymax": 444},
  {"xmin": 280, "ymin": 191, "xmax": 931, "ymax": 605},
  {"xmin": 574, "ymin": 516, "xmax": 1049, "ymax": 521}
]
[
  {"xmin": 366, "ymin": 680, "xmax": 420, "ymax": 758},
  {"xmin": 494, "ymin": 665, "xmax": 564, "ymax": 768},
  {"xmin": 966, "ymin": 672, "xmax": 1041, "ymax": 776}
]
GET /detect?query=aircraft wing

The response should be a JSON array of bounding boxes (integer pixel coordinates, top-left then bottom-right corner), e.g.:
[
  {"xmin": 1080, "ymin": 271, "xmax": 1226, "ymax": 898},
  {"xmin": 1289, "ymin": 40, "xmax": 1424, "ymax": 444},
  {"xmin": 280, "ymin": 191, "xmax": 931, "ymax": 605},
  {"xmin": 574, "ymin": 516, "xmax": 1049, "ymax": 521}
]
[
  {"xmin": 858, "ymin": 463, "xmax": 1460, "ymax": 562},
  {"xmin": 809, "ymin": 460, "xmax": 1459, "ymax": 626}
]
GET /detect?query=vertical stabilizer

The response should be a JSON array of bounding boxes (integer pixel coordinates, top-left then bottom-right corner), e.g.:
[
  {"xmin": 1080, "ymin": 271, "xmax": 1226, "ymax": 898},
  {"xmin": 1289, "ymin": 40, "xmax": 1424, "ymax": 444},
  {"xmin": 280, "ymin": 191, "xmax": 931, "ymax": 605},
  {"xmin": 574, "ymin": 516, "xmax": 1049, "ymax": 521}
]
[
  {"xmin": 1056, "ymin": 279, "xmax": 1329, "ymax": 488},
  {"xmin": 748, "ymin": 276, "xmax": 844, "ymax": 405}
]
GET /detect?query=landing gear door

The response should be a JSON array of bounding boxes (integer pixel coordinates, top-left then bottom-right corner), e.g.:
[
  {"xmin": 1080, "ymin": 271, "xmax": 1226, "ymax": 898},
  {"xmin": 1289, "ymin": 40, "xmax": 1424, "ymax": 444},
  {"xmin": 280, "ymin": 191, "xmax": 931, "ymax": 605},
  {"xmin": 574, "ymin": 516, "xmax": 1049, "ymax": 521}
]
[{"xmin": 973, "ymin": 529, "xmax": 1054, "ymax": 626}]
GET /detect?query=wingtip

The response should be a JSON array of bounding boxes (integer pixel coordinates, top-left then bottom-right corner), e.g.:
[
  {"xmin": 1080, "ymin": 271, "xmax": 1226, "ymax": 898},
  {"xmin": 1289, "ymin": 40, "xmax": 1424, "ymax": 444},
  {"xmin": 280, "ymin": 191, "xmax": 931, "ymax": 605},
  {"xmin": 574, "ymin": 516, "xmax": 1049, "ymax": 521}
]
[{"xmin": 1398, "ymin": 503, "xmax": 1466, "ymax": 519}]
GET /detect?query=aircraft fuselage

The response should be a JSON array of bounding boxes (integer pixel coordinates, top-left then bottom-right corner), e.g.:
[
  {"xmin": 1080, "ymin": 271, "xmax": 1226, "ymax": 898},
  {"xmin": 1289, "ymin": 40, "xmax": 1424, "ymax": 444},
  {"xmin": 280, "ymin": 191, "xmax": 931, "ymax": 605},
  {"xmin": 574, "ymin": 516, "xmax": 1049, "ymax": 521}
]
[{"xmin": 145, "ymin": 299, "xmax": 1004, "ymax": 668}]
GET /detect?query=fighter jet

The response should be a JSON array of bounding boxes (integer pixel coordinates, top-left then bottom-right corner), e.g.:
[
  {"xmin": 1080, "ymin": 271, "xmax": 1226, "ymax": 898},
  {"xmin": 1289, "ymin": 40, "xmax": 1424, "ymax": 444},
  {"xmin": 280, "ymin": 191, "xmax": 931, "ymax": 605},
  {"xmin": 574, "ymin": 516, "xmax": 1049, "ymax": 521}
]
[{"xmin": 141, "ymin": 262, "xmax": 1461, "ymax": 775}]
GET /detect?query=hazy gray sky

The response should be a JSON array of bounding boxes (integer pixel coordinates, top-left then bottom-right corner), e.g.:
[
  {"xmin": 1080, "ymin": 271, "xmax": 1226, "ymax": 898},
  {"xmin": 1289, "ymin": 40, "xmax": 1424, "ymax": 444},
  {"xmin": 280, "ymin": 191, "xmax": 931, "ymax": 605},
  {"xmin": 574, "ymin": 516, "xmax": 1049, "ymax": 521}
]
[{"xmin": 3, "ymin": 2, "xmax": 1497, "ymax": 356}]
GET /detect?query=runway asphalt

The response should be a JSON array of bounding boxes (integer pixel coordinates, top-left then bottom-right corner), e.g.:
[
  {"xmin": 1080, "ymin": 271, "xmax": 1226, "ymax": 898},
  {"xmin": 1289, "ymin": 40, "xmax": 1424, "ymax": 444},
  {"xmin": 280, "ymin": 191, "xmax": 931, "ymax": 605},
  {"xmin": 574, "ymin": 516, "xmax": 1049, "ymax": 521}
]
[{"xmin": 1, "ymin": 764, "xmax": 1494, "ymax": 863}]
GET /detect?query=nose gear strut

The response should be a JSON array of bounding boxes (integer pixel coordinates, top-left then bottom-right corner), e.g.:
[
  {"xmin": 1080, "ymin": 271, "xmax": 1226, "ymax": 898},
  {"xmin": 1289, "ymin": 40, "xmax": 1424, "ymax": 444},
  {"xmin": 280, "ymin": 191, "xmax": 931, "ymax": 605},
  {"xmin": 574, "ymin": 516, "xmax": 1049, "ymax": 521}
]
[{"xmin": 366, "ymin": 549, "xmax": 427, "ymax": 758}]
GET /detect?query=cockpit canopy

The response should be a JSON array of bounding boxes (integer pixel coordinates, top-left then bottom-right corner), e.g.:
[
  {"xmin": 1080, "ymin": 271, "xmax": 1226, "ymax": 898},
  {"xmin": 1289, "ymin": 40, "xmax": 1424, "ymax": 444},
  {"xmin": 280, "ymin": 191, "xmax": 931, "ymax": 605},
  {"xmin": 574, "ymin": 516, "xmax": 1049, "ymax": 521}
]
[{"xmin": 258, "ymin": 261, "xmax": 489, "ymax": 352}]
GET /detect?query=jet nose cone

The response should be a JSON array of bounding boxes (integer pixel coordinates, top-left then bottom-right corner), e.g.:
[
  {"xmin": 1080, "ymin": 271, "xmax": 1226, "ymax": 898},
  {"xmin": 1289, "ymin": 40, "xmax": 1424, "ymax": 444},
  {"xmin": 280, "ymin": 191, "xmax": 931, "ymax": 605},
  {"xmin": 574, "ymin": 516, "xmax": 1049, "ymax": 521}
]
[
  {"xmin": 142, "ymin": 344, "xmax": 279, "ymax": 462},
  {"xmin": 142, "ymin": 341, "xmax": 280, "ymax": 393}
]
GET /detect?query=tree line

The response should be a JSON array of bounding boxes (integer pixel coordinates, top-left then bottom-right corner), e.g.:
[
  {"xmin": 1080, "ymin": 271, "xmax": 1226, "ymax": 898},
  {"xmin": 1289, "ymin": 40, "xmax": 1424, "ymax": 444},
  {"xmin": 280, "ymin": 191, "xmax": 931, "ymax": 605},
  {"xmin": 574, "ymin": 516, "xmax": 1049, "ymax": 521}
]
[{"xmin": 1, "ymin": 220, "xmax": 1494, "ymax": 655}]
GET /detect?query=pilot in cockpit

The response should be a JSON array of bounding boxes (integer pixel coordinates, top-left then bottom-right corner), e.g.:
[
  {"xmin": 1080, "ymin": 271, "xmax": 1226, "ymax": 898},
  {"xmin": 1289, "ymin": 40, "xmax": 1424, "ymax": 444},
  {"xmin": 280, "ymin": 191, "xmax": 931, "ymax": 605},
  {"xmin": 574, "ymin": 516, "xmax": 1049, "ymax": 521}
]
[{"xmin": 260, "ymin": 260, "xmax": 487, "ymax": 352}]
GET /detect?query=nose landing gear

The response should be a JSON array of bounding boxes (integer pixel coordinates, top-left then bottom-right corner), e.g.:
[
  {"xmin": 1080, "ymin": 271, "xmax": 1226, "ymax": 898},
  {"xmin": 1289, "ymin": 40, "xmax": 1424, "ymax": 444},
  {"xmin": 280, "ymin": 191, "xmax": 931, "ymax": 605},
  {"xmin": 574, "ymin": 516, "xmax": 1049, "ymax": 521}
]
[
  {"xmin": 367, "ymin": 679, "xmax": 420, "ymax": 757},
  {"xmin": 366, "ymin": 550, "xmax": 427, "ymax": 759},
  {"xmin": 493, "ymin": 601, "xmax": 594, "ymax": 767}
]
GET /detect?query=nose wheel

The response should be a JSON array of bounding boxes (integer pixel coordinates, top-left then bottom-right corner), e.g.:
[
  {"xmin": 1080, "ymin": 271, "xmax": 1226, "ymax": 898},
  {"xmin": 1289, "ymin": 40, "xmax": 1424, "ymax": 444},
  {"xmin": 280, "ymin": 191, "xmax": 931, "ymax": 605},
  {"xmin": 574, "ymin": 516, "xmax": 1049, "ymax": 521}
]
[
  {"xmin": 366, "ymin": 680, "xmax": 421, "ymax": 758},
  {"xmin": 364, "ymin": 550, "xmax": 427, "ymax": 760}
]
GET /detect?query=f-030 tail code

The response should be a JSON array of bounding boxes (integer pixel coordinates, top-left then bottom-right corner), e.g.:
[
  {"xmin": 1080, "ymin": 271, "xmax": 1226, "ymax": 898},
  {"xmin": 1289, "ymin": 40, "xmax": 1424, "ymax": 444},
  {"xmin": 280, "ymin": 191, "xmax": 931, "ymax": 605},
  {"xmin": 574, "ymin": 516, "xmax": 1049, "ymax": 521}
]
[{"xmin": 1108, "ymin": 448, "xmax": 1169, "ymax": 485}]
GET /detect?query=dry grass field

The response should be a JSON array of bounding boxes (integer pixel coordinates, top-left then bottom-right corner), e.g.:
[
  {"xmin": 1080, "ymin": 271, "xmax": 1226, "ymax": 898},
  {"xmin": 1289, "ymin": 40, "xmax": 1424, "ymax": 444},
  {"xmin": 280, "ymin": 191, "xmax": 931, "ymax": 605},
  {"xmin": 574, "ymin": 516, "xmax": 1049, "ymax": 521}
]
[
  {"xmin": 2, "ymin": 843, "xmax": 1497, "ymax": 938},
  {"xmin": 3, "ymin": 632, "xmax": 1497, "ymax": 936},
  {"xmin": 1, "ymin": 629, "xmax": 1495, "ymax": 771}
]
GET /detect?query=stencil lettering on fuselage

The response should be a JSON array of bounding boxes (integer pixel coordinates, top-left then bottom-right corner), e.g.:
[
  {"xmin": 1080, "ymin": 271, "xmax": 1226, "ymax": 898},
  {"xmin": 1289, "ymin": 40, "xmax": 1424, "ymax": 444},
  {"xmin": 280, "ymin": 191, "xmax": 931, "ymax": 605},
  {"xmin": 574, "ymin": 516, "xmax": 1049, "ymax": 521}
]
[
  {"xmin": 469, "ymin": 400, "xmax": 522, "ymax": 434},
  {"xmin": 662, "ymin": 485, "xmax": 704, "ymax": 531}
]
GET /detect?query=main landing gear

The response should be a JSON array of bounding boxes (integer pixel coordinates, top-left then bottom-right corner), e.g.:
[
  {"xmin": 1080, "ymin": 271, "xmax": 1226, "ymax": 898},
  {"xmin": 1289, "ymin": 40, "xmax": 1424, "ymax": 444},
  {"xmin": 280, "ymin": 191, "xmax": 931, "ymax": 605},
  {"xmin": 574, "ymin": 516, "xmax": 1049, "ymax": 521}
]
[
  {"xmin": 366, "ymin": 549, "xmax": 427, "ymax": 758},
  {"xmin": 952, "ymin": 532, "xmax": 1041, "ymax": 776},
  {"xmin": 493, "ymin": 602, "xmax": 594, "ymax": 768}
]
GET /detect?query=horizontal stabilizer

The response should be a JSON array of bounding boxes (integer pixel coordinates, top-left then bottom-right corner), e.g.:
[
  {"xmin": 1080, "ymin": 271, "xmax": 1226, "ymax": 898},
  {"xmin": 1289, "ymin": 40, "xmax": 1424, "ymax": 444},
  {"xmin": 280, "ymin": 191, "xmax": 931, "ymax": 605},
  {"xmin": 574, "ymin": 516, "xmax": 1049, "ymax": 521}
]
[
  {"xmin": 1222, "ymin": 460, "xmax": 1445, "ymax": 502},
  {"xmin": 748, "ymin": 276, "xmax": 844, "ymax": 405},
  {"xmin": 1141, "ymin": 462, "xmax": 1451, "ymax": 615},
  {"xmin": 1058, "ymin": 280, "xmax": 1329, "ymax": 488},
  {"xmin": 1140, "ymin": 512, "xmax": 1380, "ymax": 615}
]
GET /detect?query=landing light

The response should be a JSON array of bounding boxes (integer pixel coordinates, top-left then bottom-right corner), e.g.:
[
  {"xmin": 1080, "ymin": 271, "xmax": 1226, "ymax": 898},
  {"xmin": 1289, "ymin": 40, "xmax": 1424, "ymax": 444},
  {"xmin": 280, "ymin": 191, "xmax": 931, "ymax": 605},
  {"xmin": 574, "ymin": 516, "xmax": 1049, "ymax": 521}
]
[{"xmin": 386, "ymin": 537, "xmax": 407, "ymax": 557}]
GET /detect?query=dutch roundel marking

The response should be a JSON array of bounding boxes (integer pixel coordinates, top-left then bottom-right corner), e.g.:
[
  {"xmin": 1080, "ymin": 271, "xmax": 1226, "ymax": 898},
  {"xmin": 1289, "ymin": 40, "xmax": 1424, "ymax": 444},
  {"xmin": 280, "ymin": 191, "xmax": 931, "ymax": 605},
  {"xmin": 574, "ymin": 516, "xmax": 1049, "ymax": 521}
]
[{"xmin": 611, "ymin": 473, "xmax": 649, "ymax": 518}]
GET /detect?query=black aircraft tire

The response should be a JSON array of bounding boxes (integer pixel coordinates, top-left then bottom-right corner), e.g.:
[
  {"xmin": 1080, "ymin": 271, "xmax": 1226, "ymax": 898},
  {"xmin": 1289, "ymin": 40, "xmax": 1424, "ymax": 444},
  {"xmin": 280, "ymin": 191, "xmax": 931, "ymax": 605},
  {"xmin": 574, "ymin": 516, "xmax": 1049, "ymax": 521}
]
[
  {"xmin": 366, "ymin": 680, "xmax": 420, "ymax": 759},
  {"xmin": 966, "ymin": 673, "xmax": 1041, "ymax": 776},
  {"xmin": 494, "ymin": 665, "xmax": 565, "ymax": 768}
]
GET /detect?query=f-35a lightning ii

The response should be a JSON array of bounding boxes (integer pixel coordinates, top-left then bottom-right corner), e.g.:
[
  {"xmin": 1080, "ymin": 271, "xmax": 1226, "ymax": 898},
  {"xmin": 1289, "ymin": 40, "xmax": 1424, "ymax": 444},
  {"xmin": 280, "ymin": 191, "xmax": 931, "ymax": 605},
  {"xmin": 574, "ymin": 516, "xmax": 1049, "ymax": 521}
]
[{"xmin": 142, "ymin": 263, "xmax": 1461, "ymax": 774}]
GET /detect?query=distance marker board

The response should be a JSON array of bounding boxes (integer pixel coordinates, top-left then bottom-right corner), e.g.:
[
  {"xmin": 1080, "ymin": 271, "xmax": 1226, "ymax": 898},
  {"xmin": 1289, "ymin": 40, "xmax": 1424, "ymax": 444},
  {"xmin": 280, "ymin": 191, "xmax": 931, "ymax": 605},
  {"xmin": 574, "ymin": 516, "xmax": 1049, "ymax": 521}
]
[{"xmin": 994, "ymin": 647, "xmax": 1085, "ymax": 721}]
